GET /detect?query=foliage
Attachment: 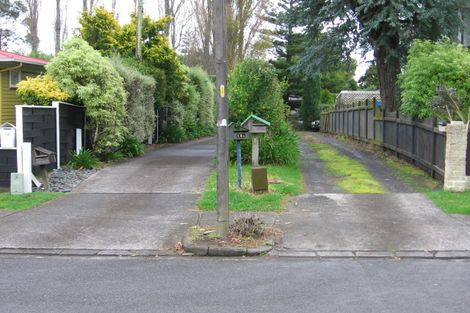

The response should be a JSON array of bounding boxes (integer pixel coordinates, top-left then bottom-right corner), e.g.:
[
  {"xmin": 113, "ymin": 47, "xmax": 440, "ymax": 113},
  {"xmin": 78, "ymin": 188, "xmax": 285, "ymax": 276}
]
[
  {"xmin": 16, "ymin": 74, "xmax": 70, "ymax": 106},
  {"xmin": 296, "ymin": 0, "xmax": 462, "ymax": 111},
  {"xmin": 228, "ymin": 59, "xmax": 299, "ymax": 166},
  {"xmin": 320, "ymin": 89, "xmax": 336, "ymax": 106},
  {"xmin": 198, "ymin": 164, "xmax": 304, "ymax": 212},
  {"xmin": 118, "ymin": 137, "xmax": 145, "ymax": 158},
  {"xmin": 400, "ymin": 40, "xmax": 470, "ymax": 121},
  {"xmin": 320, "ymin": 60, "xmax": 357, "ymax": 94},
  {"xmin": 269, "ymin": 0, "xmax": 305, "ymax": 103},
  {"xmin": 0, "ymin": 192, "xmax": 63, "ymax": 211},
  {"xmin": 70, "ymin": 149, "xmax": 99, "ymax": 170},
  {"xmin": 358, "ymin": 63, "xmax": 379, "ymax": 91},
  {"xmin": 161, "ymin": 101, "xmax": 186, "ymax": 143},
  {"xmin": 47, "ymin": 38, "xmax": 127, "ymax": 155},
  {"xmin": 29, "ymin": 50, "xmax": 53, "ymax": 61},
  {"xmin": 79, "ymin": 6, "xmax": 120, "ymax": 55},
  {"xmin": 110, "ymin": 55, "xmax": 156, "ymax": 141},
  {"xmin": 311, "ymin": 143, "xmax": 385, "ymax": 194},
  {"xmin": 188, "ymin": 67, "xmax": 216, "ymax": 129},
  {"xmin": 301, "ymin": 76, "xmax": 321, "ymax": 126},
  {"xmin": 0, "ymin": 0, "xmax": 26, "ymax": 49}
]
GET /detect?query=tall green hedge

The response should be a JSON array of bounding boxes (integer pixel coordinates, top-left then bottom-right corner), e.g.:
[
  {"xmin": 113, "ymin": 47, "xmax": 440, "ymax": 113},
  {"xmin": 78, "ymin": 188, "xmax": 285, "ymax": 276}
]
[
  {"xmin": 188, "ymin": 67, "xmax": 216, "ymax": 131},
  {"xmin": 46, "ymin": 38, "xmax": 127, "ymax": 155},
  {"xmin": 228, "ymin": 59, "xmax": 299, "ymax": 166},
  {"xmin": 110, "ymin": 56, "xmax": 156, "ymax": 142}
]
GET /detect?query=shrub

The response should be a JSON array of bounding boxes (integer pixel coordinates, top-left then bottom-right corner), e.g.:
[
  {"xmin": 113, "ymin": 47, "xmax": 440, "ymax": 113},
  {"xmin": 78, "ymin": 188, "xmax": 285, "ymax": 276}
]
[
  {"xmin": 180, "ymin": 80, "xmax": 200, "ymax": 138},
  {"xmin": 46, "ymin": 38, "xmax": 127, "ymax": 155},
  {"xmin": 228, "ymin": 59, "xmax": 299, "ymax": 166},
  {"xmin": 161, "ymin": 101, "xmax": 186, "ymax": 143},
  {"xmin": 16, "ymin": 74, "xmax": 70, "ymax": 106},
  {"xmin": 188, "ymin": 67, "xmax": 216, "ymax": 129},
  {"xmin": 110, "ymin": 55, "xmax": 156, "ymax": 142},
  {"xmin": 70, "ymin": 149, "xmax": 99, "ymax": 169},
  {"xmin": 400, "ymin": 40, "xmax": 470, "ymax": 121},
  {"xmin": 119, "ymin": 137, "xmax": 145, "ymax": 158},
  {"xmin": 229, "ymin": 215, "xmax": 265, "ymax": 239}
]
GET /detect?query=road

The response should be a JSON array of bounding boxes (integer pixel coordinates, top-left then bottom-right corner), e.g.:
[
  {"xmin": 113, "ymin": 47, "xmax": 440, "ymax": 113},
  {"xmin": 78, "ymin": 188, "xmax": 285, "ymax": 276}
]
[{"xmin": 1, "ymin": 256, "xmax": 469, "ymax": 313}]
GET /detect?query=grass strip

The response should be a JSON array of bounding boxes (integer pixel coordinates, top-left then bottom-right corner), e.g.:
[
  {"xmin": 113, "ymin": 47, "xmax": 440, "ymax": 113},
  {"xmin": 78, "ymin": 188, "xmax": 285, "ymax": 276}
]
[
  {"xmin": 384, "ymin": 157, "xmax": 470, "ymax": 215},
  {"xmin": 0, "ymin": 192, "xmax": 64, "ymax": 211},
  {"xmin": 311, "ymin": 143, "xmax": 385, "ymax": 194},
  {"xmin": 198, "ymin": 164, "xmax": 304, "ymax": 212}
]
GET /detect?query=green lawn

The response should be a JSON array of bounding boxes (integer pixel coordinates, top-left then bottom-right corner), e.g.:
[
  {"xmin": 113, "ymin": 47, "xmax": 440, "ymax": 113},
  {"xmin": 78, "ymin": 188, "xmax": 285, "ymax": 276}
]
[
  {"xmin": 198, "ymin": 164, "xmax": 304, "ymax": 212},
  {"xmin": 384, "ymin": 157, "xmax": 470, "ymax": 215},
  {"xmin": 311, "ymin": 143, "xmax": 385, "ymax": 194},
  {"xmin": 0, "ymin": 192, "xmax": 64, "ymax": 211}
]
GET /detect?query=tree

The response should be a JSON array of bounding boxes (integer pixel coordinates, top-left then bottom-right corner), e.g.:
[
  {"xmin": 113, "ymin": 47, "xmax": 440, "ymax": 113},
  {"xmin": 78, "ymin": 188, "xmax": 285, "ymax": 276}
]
[
  {"xmin": 54, "ymin": 0, "xmax": 60, "ymax": 54},
  {"xmin": 269, "ymin": 0, "xmax": 304, "ymax": 103},
  {"xmin": 47, "ymin": 38, "xmax": 127, "ymax": 155},
  {"xmin": 297, "ymin": 0, "xmax": 462, "ymax": 112},
  {"xmin": 301, "ymin": 76, "xmax": 321, "ymax": 126},
  {"xmin": 23, "ymin": 0, "xmax": 40, "ymax": 53},
  {"xmin": 0, "ymin": 0, "xmax": 25, "ymax": 49},
  {"xmin": 358, "ymin": 62, "xmax": 379, "ymax": 91},
  {"xmin": 82, "ymin": 0, "xmax": 95, "ymax": 13},
  {"xmin": 400, "ymin": 40, "xmax": 470, "ymax": 121},
  {"xmin": 136, "ymin": 0, "xmax": 143, "ymax": 60},
  {"xmin": 79, "ymin": 6, "xmax": 120, "ymax": 55}
]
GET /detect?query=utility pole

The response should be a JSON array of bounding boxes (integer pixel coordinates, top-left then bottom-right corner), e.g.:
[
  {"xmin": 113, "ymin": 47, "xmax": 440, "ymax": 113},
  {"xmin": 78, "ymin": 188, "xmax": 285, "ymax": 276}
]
[
  {"xmin": 136, "ymin": 0, "xmax": 143, "ymax": 61},
  {"xmin": 214, "ymin": 0, "xmax": 229, "ymax": 237}
]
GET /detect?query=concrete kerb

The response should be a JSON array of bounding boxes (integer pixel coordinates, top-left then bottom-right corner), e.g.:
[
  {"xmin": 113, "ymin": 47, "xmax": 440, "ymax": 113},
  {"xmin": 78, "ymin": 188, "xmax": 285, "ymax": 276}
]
[{"xmin": 181, "ymin": 233, "xmax": 274, "ymax": 257}]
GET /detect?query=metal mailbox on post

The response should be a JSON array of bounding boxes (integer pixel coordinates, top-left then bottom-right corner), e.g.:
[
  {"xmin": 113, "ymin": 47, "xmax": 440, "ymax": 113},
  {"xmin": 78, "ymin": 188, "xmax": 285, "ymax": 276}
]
[{"xmin": 0, "ymin": 122, "xmax": 16, "ymax": 149}]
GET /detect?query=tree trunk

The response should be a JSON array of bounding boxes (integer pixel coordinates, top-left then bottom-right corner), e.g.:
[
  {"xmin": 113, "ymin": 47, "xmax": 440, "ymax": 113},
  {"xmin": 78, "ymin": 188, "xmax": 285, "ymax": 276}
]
[
  {"xmin": 164, "ymin": 0, "xmax": 171, "ymax": 36},
  {"xmin": 136, "ymin": 0, "xmax": 143, "ymax": 61},
  {"xmin": 54, "ymin": 0, "xmax": 61, "ymax": 54},
  {"xmin": 26, "ymin": 0, "xmax": 40, "ymax": 53},
  {"xmin": 375, "ymin": 44, "xmax": 400, "ymax": 112},
  {"xmin": 82, "ymin": 0, "xmax": 87, "ymax": 12}
]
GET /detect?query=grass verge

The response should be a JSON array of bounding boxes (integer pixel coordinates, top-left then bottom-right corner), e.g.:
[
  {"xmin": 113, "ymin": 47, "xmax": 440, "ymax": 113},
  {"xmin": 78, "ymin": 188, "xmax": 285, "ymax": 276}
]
[
  {"xmin": 0, "ymin": 192, "xmax": 64, "ymax": 211},
  {"xmin": 311, "ymin": 143, "xmax": 385, "ymax": 194},
  {"xmin": 198, "ymin": 164, "xmax": 304, "ymax": 212},
  {"xmin": 384, "ymin": 157, "xmax": 470, "ymax": 215}
]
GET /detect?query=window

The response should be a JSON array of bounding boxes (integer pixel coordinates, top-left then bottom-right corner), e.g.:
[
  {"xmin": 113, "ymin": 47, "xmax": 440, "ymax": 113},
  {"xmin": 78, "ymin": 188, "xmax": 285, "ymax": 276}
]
[{"xmin": 9, "ymin": 70, "xmax": 21, "ymax": 88}]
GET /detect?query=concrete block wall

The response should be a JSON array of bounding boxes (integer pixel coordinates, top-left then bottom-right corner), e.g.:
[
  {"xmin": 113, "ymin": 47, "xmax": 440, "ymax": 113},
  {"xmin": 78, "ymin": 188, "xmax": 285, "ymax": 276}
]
[{"xmin": 444, "ymin": 121, "xmax": 470, "ymax": 191}]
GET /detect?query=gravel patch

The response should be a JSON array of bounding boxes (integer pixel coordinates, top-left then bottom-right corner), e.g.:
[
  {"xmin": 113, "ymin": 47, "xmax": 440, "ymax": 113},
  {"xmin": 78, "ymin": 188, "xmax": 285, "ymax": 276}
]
[{"xmin": 34, "ymin": 168, "xmax": 97, "ymax": 193}]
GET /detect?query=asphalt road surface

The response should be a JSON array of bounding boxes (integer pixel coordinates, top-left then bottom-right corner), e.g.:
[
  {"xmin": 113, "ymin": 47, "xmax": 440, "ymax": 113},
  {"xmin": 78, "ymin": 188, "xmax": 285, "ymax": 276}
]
[{"xmin": 1, "ymin": 256, "xmax": 469, "ymax": 313}]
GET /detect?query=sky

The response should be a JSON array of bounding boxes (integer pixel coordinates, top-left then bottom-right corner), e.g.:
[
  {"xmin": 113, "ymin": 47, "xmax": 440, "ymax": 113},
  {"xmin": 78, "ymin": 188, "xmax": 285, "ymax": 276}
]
[{"xmin": 10, "ymin": 0, "xmax": 371, "ymax": 81}]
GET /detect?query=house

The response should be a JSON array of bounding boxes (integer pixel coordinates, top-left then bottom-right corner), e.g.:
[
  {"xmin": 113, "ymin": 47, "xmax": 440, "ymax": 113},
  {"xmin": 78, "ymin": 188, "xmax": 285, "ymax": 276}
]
[{"xmin": 0, "ymin": 50, "xmax": 48, "ymax": 125}]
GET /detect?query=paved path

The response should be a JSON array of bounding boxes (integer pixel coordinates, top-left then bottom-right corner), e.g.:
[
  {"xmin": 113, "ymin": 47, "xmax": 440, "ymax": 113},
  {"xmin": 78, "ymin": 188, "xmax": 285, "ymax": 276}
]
[
  {"xmin": 279, "ymin": 133, "xmax": 470, "ymax": 253},
  {"xmin": 0, "ymin": 138, "xmax": 215, "ymax": 252}
]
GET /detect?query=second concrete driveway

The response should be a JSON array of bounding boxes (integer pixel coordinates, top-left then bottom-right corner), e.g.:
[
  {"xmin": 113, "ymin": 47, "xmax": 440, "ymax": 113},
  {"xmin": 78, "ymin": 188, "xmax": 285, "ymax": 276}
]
[{"xmin": 0, "ymin": 138, "xmax": 215, "ymax": 252}]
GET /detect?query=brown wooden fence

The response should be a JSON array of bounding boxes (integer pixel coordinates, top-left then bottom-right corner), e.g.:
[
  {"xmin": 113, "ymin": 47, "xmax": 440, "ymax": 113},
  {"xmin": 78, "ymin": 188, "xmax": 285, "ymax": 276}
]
[{"xmin": 320, "ymin": 98, "xmax": 446, "ymax": 179}]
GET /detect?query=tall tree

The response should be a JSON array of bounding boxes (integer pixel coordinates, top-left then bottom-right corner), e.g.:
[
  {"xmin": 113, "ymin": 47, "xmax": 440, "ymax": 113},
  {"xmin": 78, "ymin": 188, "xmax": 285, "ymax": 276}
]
[
  {"xmin": 82, "ymin": 0, "xmax": 95, "ymax": 13},
  {"xmin": 24, "ymin": 0, "xmax": 40, "ymax": 53},
  {"xmin": 136, "ymin": 0, "xmax": 143, "ymax": 60},
  {"xmin": 297, "ymin": 0, "xmax": 462, "ymax": 112},
  {"xmin": 54, "ymin": 0, "xmax": 60, "ymax": 54},
  {"xmin": 269, "ymin": 0, "xmax": 304, "ymax": 102},
  {"xmin": 0, "ymin": 0, "xmax": 26, "ymax": 49}
]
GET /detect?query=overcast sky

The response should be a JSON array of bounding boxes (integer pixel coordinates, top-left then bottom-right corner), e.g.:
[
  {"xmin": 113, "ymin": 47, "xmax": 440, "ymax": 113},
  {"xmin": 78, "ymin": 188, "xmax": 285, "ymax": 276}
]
[{"xmin": 10, "ymin": 0, "xmax": 371, "ymax": 80}]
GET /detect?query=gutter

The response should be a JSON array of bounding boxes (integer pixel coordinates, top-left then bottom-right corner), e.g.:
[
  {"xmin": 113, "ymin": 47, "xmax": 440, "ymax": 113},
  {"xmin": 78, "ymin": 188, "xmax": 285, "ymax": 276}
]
[{"xmin": 0, "ymin": 63, "xmax": 23, "ymax": 73}]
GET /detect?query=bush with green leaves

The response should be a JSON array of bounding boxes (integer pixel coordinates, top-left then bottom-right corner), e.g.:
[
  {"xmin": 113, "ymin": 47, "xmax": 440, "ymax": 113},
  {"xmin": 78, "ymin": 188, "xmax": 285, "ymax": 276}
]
[
  {"xmin": 228, "ymin": 59, "xmax": 299, "ymax": 166},
  {"xmin": 188, "ymin": 67, "xmax": 216, "ymax": 131},
  {"xmin": 119, "ymin": 137, "xmax": 145, "ymax": 158},
  {"xmin": 16, "ymin": 74, "xmax": 70, "ymax": 106},
  {"xmin": 46, "ymin": 38, "xmax": 127, "ymax": 155},
  {"xmin": 161, "ymin": 101, "xmax": 186, "ymax": 143},
  {"xmin": 70, "ymin": 149, "xmax": 99, "ymax": 169},
  {"xmin": 400, "ymin": 40, "xmax": 470, "ymax": 121},
  {"xmin": 110, "ymin": 55, "xmax": 156, "ymax": 142}
]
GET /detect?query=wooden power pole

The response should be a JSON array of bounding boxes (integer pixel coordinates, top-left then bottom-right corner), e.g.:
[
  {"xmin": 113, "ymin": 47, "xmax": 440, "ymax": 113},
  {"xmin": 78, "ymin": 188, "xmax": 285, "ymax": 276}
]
[{"xmin": 214, "ymin": 0, "xmax": 229, "ymax": 237}]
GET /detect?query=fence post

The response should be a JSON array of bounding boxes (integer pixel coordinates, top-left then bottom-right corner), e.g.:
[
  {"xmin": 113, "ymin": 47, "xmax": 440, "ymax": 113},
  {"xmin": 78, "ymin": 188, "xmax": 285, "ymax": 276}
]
[
  {"xmin": 411, "ymin": 117, "xmax": 416, "ymax": 166},
  {"xmin": 365, "ymin": 100, "xmax": 369, "ymax": 141},
  {"xmin": 395, "ymin": 110, "xmax": 399, "ymax": 157}
]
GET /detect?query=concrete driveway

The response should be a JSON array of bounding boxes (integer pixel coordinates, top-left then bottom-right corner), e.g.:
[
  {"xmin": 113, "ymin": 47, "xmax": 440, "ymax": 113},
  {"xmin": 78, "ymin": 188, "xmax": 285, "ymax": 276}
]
[
  {"xmin": 279, "ymin": 133, "xmax": 470, "ymax": 254},
  {"xmin": 0, "ymin": 138, "xmax": 215, "ymax": 253}
]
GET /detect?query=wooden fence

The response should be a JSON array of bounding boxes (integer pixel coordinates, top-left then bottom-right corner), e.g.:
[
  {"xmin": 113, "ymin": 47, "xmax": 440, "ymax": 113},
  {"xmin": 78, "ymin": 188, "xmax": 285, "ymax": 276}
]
[{"xmin": 320, "ymin": 98, "xmax": 446, "ymax": 179}]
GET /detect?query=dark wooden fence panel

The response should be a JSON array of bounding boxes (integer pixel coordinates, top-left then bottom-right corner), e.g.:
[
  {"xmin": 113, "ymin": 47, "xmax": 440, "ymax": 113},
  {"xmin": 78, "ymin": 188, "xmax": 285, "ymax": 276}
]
[
  {"xmin": 22, "ymin": 107, "xmax": 57, "ymax": 157},
  {"xmin": 320, "ymin": 99, "xmax": 446, "ymax": 179},
  {"xmin": 0, "ymin": 149, "xmax": 17, "ymax": 187},
  {"xmin": 58, "ymin": 103, "xmax": 85, "ymax": 164}
]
